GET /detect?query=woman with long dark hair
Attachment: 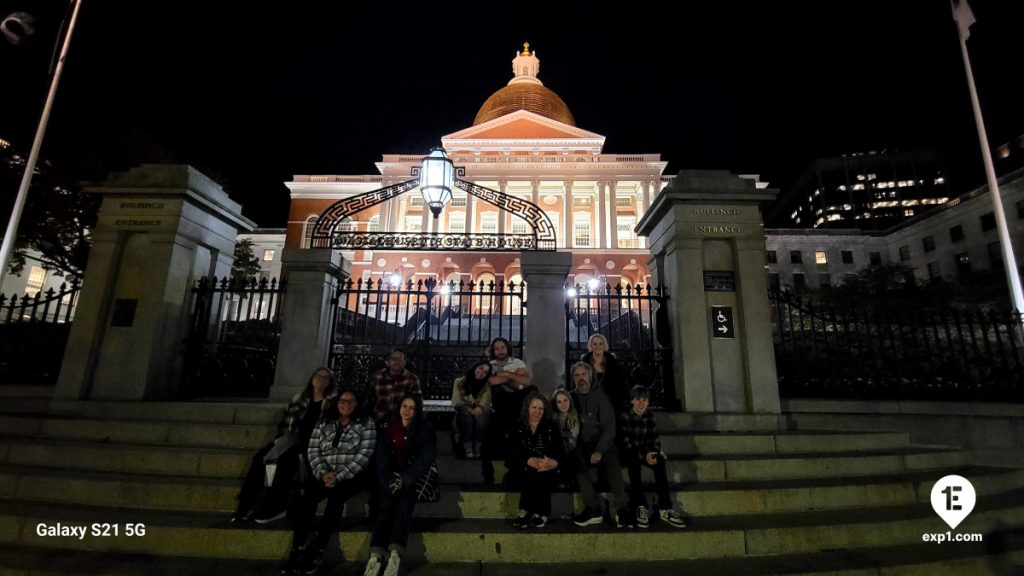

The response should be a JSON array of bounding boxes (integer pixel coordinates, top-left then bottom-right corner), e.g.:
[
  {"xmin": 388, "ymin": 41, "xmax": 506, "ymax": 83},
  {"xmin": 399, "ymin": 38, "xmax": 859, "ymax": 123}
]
[
  {"xmin": 451, "ymin": 359, "xmax": 493, "ymax": 458},
  {"xmin": 281, "ymin": 388, "xmax": 376, "ymax": 575},
  {"xmin": 550, "ymin": 388, "xmax": 580, "ymax": 489},
  {"xmin": 363, "ymin": 393, "xmax": 437, "ymax": 576},
  {"xmin": 508, "ymin": 391, "xmax": 564, "ymax": 529},
  {"xmin": 232, "ymin": 366, "xmax": 337, "ymax": 524}
]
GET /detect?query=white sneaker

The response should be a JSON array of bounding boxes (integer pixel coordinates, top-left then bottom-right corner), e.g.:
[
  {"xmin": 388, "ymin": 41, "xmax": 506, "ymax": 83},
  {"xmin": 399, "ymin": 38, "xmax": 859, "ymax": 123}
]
[
  {"xmin": 382, "ymin": 550, "xmax": 401, "ymax": 576},
  {"xmin": 660, "ymin": 508, "xmax": 687, "ymax": 528},
  {"xmin": 363, "ymin": 554, "xmax": 382, "ymax": 576}
]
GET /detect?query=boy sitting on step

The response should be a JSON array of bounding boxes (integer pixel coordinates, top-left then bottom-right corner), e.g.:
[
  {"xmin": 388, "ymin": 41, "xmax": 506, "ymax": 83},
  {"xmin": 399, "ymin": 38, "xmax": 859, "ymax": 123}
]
[{"xmin": 618, "ymin": 385, "xmax": 687, "ymax": 529}]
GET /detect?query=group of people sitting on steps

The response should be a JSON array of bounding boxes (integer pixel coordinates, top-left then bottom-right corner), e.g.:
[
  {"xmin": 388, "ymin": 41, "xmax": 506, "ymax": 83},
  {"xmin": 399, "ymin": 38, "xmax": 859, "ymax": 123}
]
[{"xmin": 231, "ymin": 335, "xmax": 686, "ymax": 576}]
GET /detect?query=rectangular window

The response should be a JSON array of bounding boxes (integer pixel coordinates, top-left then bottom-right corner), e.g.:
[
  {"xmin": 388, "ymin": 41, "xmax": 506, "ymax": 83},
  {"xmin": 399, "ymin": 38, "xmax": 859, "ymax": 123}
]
[
  {"xmin": 815, "ymin": 251, "xmax": 828, "ymax": 265},
  {"xmin": 841, "ymin": 250, "xmax": 854, "ymax": 264},
  {"xmin": 409, "ymin": 196, "xmax": 423, "ymax": 207},
  {"xmin": 956, "ymin": 252, "xmax": 971, "ymax": 280},
  {"xmin": 899, "ymin": 245, "xmax": 911, "ymax": 261},
  {"xmin": 766, "ymin": 250, "xmax": 777, "ymax": 264},
  {"xmin": 480, "ymin": 213, "xmax": 497, "ymax": 234},
  {"xmin": 922, "ymin": 236, "xmax": 936, "ymax": 253},
  {"xmin": 573, "ymin": 196, "xmax": 592, "ymax": 207},
  {"xmin": 1017, "ymin": 199, "xmax": 1024, "ymax": 219},
  {"xmin": 448, "ymin": 219, "xmax": 465, "ymax": 234},
  {"xmin": 615, "ymin": 196, "xmax": 632, "ymax": 207},
  {"xmin": 573, "ymin": 214, "xmax": 591, "ymax": 247},
  {"xmin": 511, "ymin": 219, "xmax": 529, "ymax": 235},
  {"xmin": 819, "ymin": 273, "xmax": 831, "ymax": 287},
  {"xmin": 988, "ymin": 241, "xmax": 1003, "ymax": 268},
  {"xmin": 981, "ymin": 212, "xmax": 996, "ymax": 231},
  {"xmin": 451, "ymin": 194, "xmax": 467, "ymax": 207},
  {"xmin": 405, "ymin": 216, "xmax": 423, "ymax": 233},
  {"xmin": 768, "ymin": 273, "xmax": 781, "ymax": 292},
  {"xmin": 26, "ymin": 266, "xmax": 46, "ymax": 297},
  {"xmin": 790, "ymin": 251, "xmax": 803, "ymax": 264},
  {"xmin": 927, "ymin": 261, "xmax": 941, "ymax": 280},
  {"xmin": 950, "ymin": 224, "xmax": 964, "ymax": 243},
  {"xmin": 869, "ymin": 251, "xmax": 882, "ymax": 265},
  {"xmin": 262, "ymin": 249, "xmax": 275, "ymax": 261},
  {"xmin": 792, "ymin": 273, "xmax": 806, "ymax": 290}
]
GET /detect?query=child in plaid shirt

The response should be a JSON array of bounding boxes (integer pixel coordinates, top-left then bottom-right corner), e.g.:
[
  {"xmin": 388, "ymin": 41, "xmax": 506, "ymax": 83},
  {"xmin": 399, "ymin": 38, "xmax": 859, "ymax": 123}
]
[{"xmin": 618, "ymin": 385, "xmax": 687, "ymax": 529}]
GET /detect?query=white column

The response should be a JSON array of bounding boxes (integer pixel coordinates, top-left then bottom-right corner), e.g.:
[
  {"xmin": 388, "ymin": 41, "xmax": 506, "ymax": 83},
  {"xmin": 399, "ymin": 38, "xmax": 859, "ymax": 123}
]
[
  {"xmin": 563, "ymin": 180, "xmax": 573, "ymax": 249},
  {"xmin": 498, "ymin": 180, "xmax": 508, "ymax": 235},
  {"xmin": 609, "ymin": 181, "xmax": 619, "ymax": 250},
  {"xmin": 465, "ymin": 192, "xmax": 474, "ymax": 233},
  {"xmin": 420, "ymin": 202, "xmax": 430, "ymax": 233},
  {"xmin": 642, "ymin": 180, "xmax": 652, "ymax": 212},
  {"xmin": 531, "ymin": 179, "xmax": 540, "ymax": 207},
  {"xmin": 597, "ymin": 181, "xmax": 608, "ymax": 249}
]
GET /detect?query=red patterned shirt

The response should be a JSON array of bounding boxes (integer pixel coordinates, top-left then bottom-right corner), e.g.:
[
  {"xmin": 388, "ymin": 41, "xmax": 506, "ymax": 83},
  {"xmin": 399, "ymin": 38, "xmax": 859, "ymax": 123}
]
[{"xmin": 369, "ymin": 369, "xmax": 421, "ymax": 421}]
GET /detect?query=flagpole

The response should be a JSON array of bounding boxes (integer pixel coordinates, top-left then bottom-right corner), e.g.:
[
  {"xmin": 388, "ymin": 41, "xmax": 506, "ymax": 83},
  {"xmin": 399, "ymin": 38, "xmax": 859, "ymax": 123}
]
[
  {"xmin": 0, "ymin": 0, "xmax": 82, "ymax": 288},
  {"xmin": 952, "ymin": 1, "xmax": 1024, "ymax": 314}
]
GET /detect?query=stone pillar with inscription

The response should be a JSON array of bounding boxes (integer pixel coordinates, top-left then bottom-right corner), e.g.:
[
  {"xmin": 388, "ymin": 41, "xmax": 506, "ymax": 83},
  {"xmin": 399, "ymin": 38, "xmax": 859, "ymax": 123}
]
[
  {"xmin": 636, "ymin": 170, "xmax": 781, "ymax": 414},
  {"xmin": 54, "ymin": 165, "xmax": 255, "ymax": 401}
]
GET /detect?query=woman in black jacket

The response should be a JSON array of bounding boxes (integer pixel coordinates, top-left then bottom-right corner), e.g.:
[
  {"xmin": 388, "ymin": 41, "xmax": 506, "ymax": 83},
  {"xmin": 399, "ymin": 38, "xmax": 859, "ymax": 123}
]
[
  {"xmin": 509, "ymin": 391, "xmax": 564, "ymax": 529},
  {"xmin": 363, "ymin": 393, "xmax": 437, "ymax": 576},
  {"xmin": 232, "ymin": 366, "xmax": 337, "ymax": 524}
]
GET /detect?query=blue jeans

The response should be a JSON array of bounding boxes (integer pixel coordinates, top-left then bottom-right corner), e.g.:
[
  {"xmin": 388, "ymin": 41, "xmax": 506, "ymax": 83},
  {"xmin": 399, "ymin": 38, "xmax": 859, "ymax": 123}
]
[{"xmin": 455, "ymin": 410, "xmax": 490, "ymax": 452}]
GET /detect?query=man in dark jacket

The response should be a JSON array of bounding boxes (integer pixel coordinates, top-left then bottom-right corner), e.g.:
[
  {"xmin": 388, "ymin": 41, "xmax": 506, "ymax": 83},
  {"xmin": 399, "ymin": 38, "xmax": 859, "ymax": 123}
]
[{"xmin": 569, "ymin": 361, "xmax": 631, "ymax": 528}]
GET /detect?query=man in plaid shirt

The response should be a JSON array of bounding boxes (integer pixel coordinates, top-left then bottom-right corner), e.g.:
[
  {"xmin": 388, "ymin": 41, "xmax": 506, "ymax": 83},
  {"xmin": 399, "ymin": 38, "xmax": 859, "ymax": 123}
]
[
  {"xmin": 368, "ymin": 348, "xmax": 421, "ymax": 422},
  {"xmin": 619, "ymin": 385, "xmax": 687, "ymax": 529}
]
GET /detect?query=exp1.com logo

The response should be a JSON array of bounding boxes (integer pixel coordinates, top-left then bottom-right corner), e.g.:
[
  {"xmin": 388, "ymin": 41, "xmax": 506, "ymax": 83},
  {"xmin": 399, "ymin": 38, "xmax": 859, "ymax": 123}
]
[{"xmin": 923, "ymin": 475, "xmax": 983, "ymax": 543}]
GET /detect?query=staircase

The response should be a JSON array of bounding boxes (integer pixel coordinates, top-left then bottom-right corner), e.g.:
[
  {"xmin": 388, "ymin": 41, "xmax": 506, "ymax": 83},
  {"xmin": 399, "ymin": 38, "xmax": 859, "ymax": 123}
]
[{"xmin": 0, "ymin": 383, "xmax": 1022, "ymax": 575}]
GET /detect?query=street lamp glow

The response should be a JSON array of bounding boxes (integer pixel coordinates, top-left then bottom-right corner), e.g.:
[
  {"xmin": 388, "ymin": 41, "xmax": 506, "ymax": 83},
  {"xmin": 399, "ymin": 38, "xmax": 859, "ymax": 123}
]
[
  {"xmin": 420, "ymin": 148, "xmax": 454, "ymax": 218},
  {"xmin": 565, "ymin": 287, "xmax": 578, "ymax": 298},
  {"xmin": 587, "ymin": 278, "xmax": 600, "ymax": 291},
  {"xmin": 440, "ymin": 284, "xmax": 451, "ymax": 296},
  {"xmin": 389, "ymin": 274, "xmax": 402, "ymax": 287}
]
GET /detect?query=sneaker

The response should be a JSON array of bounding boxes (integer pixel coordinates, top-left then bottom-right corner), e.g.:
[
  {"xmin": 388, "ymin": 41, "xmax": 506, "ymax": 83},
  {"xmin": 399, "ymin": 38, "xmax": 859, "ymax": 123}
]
[
  {"xmin": 615, "ymin": 507, "xmax": 635, "ymax": 529},
  {"xmin": 298, "ymin": 547, "xmax": 323, "ymax": 575},
  {"xmin": 572, "ymin": 507, "xmax": 603, "ymax": 527},
  {"xmin": 382, "ymin": 550, "xmax": 401, "ymax": 576},
  {"xmin": 363, "ymin": 554, "xmax": 382, "ymax": 576},
  {"xmin": 512, "ymin": 509, "xmax": 530, "ymax": 529},
  {"xmin": 635, "ymin": 505, "xmax": 650, "ymax": 529},
  {"xmin": 528, "ymin": 513, "xmax": 548, "ymax": 528},
  {"xmin": 231, "ymin": 511, "xmax": 253, "ymax": 524},
  {"xmin": 253, "ymin": 509, "xmax": 287, "ymax": 524},
  {"xmin": 660, "ymin": 508, "xmax": 688, "ymax": 528}
]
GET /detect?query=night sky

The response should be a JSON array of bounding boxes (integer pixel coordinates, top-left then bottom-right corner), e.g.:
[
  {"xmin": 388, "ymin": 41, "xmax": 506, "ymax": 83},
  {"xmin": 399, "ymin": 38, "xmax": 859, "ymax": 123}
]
[{"xmin": 1, "ymin": 1, "xmax": 1022, "ymax": 227}]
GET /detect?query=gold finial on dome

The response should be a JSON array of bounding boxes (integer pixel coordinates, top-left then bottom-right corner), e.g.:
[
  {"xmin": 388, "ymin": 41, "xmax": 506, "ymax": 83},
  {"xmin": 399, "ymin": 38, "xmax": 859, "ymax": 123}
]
[{"xmin": 521, "ymin": 42, "xmax": 531, "ymax": 56}]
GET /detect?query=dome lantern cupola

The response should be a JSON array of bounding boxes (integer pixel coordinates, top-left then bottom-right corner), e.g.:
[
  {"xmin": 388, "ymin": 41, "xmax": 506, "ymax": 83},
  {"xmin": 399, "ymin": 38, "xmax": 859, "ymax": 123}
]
[{"xmin": 473, "ymin": 42, "xmax": 575, "ymax": 126}]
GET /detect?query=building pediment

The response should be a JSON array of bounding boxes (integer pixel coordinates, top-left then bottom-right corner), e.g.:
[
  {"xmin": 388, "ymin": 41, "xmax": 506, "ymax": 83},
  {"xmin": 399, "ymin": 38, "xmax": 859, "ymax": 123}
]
[{"xmin": 444, "ymin": 110, "xmax": 605, "ymax": 144}]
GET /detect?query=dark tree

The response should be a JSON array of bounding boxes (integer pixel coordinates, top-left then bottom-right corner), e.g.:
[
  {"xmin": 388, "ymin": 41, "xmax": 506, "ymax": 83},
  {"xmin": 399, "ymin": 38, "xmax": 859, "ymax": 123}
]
[{"xmin": 230, "ymin": 238, "xmax": 261, "ymax": 283}]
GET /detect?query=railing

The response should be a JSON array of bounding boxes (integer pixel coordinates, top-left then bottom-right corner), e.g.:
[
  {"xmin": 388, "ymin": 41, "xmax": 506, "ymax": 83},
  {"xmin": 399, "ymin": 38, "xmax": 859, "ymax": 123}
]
[
  {"xmin": 181, "ymin": 276, "xmax": 286, "ymax": 398},
  {"xmin": 330, "ymin": 277, "xmax": 525, "ymax": 401},
  {"xmin": 566, "ymin": 283, "xmax": 675, "ymax": 409},
  {"xmin": 771, "ymin": 290, "xmax": 1024, "ymax": 401},
  {"xmin": 0, "ymin": 279, "xmax": 81, "ymax": 383}
]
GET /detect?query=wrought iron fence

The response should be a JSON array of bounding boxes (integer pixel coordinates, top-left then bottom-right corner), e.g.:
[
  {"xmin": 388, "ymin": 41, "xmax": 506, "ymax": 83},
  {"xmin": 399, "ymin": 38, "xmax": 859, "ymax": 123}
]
[
  {"xmin": 0, "ymin": 280, "xmax": 81, "ymax": 383},
  {"xmin": 565, "ymin": 283, "xmax": 675, "ymax": 409},
  {"xmin": 181, "ymin": 276, "xmax": 286, "ymax": 398},
  {"xmin": 330, "ymin": 277, "xmax": 525, "ymax": 401},
  {"xmin": 771, "ymin": 290, "xmax": 1024, "ymax": 401}
]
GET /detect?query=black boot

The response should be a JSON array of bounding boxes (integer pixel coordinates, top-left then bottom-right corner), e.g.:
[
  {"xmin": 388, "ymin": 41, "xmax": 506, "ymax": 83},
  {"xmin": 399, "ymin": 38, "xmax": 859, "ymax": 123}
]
[
  {"xmin": 279, "ymin": 547, "xmax": 304, "ymax": 575},
  {"xmin": 298, "ymin": 546, "xmax": 324, "ymax": 575}
]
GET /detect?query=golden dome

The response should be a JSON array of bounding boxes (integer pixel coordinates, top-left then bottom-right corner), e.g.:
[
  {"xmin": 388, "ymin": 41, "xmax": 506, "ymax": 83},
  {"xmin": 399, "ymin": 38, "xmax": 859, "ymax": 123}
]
[{"xmin": 473, "ymin": 83, "xmax": 576, "ymax": 126}]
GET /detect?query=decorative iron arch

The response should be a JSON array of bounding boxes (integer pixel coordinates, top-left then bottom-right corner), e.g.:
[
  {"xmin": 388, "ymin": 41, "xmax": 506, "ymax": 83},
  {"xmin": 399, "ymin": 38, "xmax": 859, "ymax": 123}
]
[{"xmin": 310, "ymin": 166, "xmax": 557, "ymax": 251}]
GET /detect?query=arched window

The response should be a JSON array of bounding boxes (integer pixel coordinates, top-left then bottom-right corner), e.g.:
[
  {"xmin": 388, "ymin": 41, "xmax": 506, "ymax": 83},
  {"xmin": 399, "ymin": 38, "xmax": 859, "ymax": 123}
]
[
  {"xmin": 338, "ymin": 217, "xmax": 353, "ymax": 232},
  {"xmin": 474, "ymin": 272, "xmax": 496, "ymax": 313},
  {"xmin": 506, "ymin": 273, "xmax": 525, "ymax": 315},
  {"xmin": 301, "ymin": 215, "xmax": 318, "ymax": 249},
  {"xmin": 368, "ymin": 215, "xmax": 380, "ymax": 232}
]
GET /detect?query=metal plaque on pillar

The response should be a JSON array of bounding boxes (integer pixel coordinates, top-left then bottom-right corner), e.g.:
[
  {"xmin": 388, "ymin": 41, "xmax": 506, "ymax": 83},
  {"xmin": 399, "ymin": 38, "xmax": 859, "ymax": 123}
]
[{"xmin": 711, "ymin": 306, "xmax": 735, "ymax": 339}]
